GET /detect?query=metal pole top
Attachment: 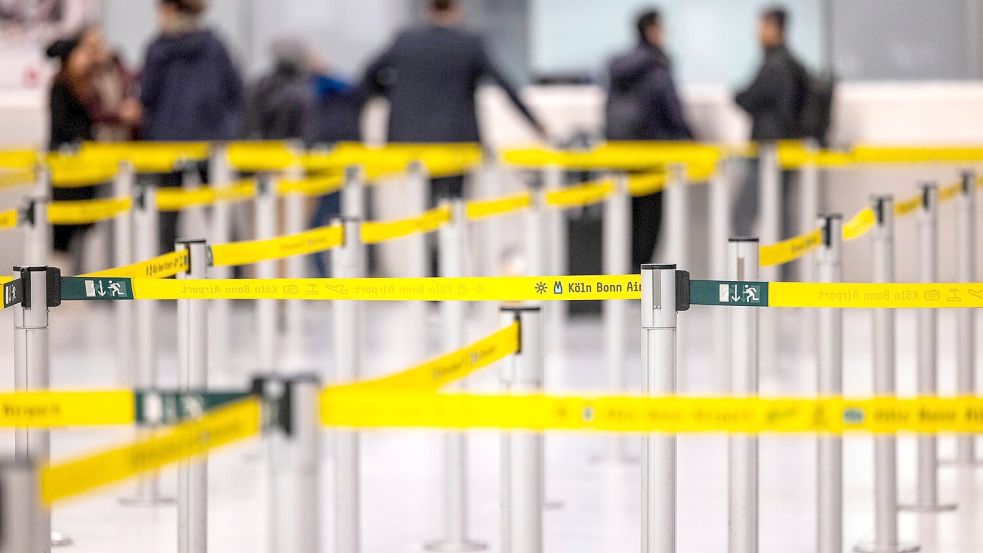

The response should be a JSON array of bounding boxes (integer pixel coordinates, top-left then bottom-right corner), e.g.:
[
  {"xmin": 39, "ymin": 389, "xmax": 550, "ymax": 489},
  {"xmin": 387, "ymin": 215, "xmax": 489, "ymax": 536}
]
[
  {"xmin": 920, "ymin": 182, "xmax": 938, "ymax": 210},
  {"xmin": 641, "ymin": 264, "xmax": 679, "ymax": 330},
  {"xmin": 871, "ymin": 195, "xmax": 895, "ymax": 228}
]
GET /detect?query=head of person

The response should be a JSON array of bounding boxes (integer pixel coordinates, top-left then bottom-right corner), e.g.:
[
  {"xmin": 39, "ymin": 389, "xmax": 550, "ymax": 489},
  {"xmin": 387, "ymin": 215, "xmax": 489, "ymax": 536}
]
[
  {"xmin": 157, "ymin": 0, "xmax": 207, "ymax": 34},
  {"xmin": 636, "ymin": 9, "xmax": 663, "ymax": 48},
  {"xmin": 758, "ymin": 6, "xmax": 787, "ymax": 49},
  {"xmin": 270, "ymin": 37, "xmax": 310, "ymax": 76},
  {"xmin": 46, "ymin": 31, "xmax": 95, "ymax": 92},
  {"xmin": 77, "ymin": 24, "xmax": 110, "ymax": 67},
  {"xmin": 429, "ymin": 0, "xmax": 463, "ymax": 27}
]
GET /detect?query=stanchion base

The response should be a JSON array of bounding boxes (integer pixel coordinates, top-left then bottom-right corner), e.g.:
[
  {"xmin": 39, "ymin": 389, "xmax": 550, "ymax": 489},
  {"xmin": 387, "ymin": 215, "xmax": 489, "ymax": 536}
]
[
  {"xmin": 117, "ymin": 494, "xmax": 176, "ymax": 507},
  {"xmin": 853, "ymin": 542, "xmax": 919, "ymax": 553},
  {"xmin": 898, "ymin": 502, "xmax": 957, "ymax": 513},
  {"xmin": 422, "ymin": 540, "xmax": 488, "ymax": 552},
  {"xmin": 51, "ymin": 531, "xmax": 73, "ymax": 547}
]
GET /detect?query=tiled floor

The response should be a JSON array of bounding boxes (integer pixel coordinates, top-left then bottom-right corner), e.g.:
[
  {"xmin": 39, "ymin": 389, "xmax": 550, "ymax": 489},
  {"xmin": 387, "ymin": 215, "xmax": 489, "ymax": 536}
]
[{"xmin": 0, "ymin": 301, "xmax": 979, "ymax": 553}]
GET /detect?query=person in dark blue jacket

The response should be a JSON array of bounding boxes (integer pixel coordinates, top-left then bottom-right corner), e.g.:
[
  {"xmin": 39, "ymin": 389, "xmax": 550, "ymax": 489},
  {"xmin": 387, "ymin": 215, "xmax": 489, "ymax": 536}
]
[
  {"xmin": 362, "ymin": 0, "xmax": 544, "ymax": 202},
  {"xmin": 139, "ymin": 0, "xmax": 244, "ymax": 253},
  {"xmin": 606, "ymin": 9, "xmax": 693, "ymax": 269}
]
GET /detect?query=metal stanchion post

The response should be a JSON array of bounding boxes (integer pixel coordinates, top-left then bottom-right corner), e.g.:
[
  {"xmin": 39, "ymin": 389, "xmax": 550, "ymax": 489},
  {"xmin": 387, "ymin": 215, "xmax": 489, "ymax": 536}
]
[
  {"xmin": 901, "ymin": 184, "xmax": 956, "ymax": 512},
  {"xmin": 854, "ymin": 196, "xmax": 918, "ymax": 553},
  {"xmin": 13, "ymin": 266, "xmax": 69, "ymax": 551},
  {"xmin": 176, "ymin": 240, "xmax": 209, "ymax": 553},
  {"xmin": 728, "ymin": 239, "xmax": 759, "ymax": 553},
  {"xmin": 264, "ymin": 375, "xmax": 321, "ymax": 553},
  {"xmin": 331, "ymin": 216, "xmax": 363, "ymax": 553},
  {"xmin": 121, "ymin": 181, "xmax": 172, "ymax": 507},
  {"xmin": 596, "ymin": 173, "xmax": 635, "ymax": 464},
  {"xmin": 114, "ymin": 162, "xmax": 135, "ymax": 387},
  {"xmin": 406, "ymin": 160, "xmax": 429, "ymax": 363},
  {"xmin": 26, "ymin": 169, "xmax": 50, "ymax": 267},
  {"xmin": 208, "ymin": 145, "xmax": 232, "ymax": 376},
  {"xmin": 525, "ymin": 184, "xmax": 546, "ymax": 277},
  {"xmin": 710, "ymin": 159, "xmax": 732, "ymax": 380},
  {"xmin": 0, "ymin": 460, "xmax": 43, "ymax": 553},
  {"xmin": 283, "ymin": 143, "xmax": 306, "ymax": 364},
  {"xmin": 426, "ymin": 200, "xmax": 486, "ymax": 552},
  {"xmin": 544, "ymin": 165, "xmax": 566, "ymax": 350},
  {"xmin": 799, "ymin": 140, "xmax": 820, "ymax": 282},
  {"xmin": 640, "ymin": 264, "xmax": 679, "ymax": 553},
  {"xmin": 759, "ymin": 144, "xmax": 780, "ymax": 379},
  {"xmin": 500, "ymin": 307, "xmax": 544, "ymax": 553},
  {"xmin": 665, "ymin": 164, "xmax": 688, "ymax": 272},
  {"xmin": 952, "ymin": 170, "xmax": 980, "ymax": 466},
  {"xmin": 255, "ymin": 174, "xmax": 278, "ymax": 371},
  {"xmin": 816, "ymin": 215, "xmax": 843, "ymax": 553}
]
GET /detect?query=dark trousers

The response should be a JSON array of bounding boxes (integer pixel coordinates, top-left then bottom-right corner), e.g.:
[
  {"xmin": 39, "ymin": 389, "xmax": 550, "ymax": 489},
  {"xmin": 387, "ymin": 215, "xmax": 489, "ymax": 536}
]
[
  {"xmin": 732, "ymin": 158, "xmax": 797, "ymax": 240},
  {"xmin": 631, "ymin": 191, "xmax": 663, "ymax": 271}
]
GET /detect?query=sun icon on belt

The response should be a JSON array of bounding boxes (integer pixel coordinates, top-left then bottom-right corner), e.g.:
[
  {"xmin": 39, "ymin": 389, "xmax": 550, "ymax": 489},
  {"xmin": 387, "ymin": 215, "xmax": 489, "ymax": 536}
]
[{"xmin": 535, "ymin": 282, "xmax": 548, "ymax": 295}]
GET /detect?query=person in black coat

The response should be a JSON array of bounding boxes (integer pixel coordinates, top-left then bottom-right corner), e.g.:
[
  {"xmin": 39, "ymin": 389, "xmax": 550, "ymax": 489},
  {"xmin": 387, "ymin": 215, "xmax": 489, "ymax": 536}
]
[
  {"xmin": 47, "ymin": 34, "xmax": 96, "ymax": 256},
  {"xmin": 606, "ymin": 9, "xmax": 693, "ymax": 270},
  {"xmin": 362, "ymin": 0, "xmax": 545, "ymax": 201},
  {"xmin": 732, "ymin": 6, "xmax": 809, "ymax": 239},
  {"xmin": 140, "ymin": 0, "xmax": 245, "ymax": 254}
]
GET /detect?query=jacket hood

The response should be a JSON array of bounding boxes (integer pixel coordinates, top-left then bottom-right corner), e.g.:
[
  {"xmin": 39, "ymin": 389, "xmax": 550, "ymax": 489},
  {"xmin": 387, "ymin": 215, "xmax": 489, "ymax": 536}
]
[{"xmin": 152, "ymin": 30, "xmax": 215, "ymax": 62}]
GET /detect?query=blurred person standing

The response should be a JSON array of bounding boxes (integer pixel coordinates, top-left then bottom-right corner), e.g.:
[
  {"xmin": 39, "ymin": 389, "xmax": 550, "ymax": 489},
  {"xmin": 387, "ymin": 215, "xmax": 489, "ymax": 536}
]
[
  {"xmin": 46, "ymin": 29, "xmax": 141, "ymax": 271},
  {"xmin": 243, "ymin": 37, "xmax": 313, "ymax": 140},
  {"xmin": 362, "ymin": 0, "xmax": 545, "ymax": 202},
  {"xmin": 606, "ymin": 8, "xmax": 692, "ymax": 270},
  {"xmin": 140, "ymin": 0, "xmax": 244, "ymax": 253},
  {"xmin": 80, "ymin": 25, "xmax": 141, "ymax": 141},
  {"xmin": 732, "ymin": 6, "xmax": 808, "ymax": 238}
]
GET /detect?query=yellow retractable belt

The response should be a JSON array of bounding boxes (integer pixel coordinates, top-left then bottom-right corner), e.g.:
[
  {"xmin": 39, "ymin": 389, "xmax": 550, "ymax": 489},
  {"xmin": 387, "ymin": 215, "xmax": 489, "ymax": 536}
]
[
  {"xmin": 0, "ymin": 391, "xmax": 134, "ymax": 427},
  {"xmin": 48, "ymin": 197, "xmax": 132, "ymax": 225},
  {"xmin": 125, "ymin": 276, "xmax": 983, "ymax": 308},
  {"xmin": 277, "ymin": 174, "xmax": 344, "ymax": 197},
  {"xmin": 627, "ymin": 173, "xmax": 668, "ymax": 197},
  {"xmin": 40, "ymin": 398, "xmax": 261, "ymax": 505},
  {"xmin": 83, "ymin": 250, "xmax": 190, "ymax": 280},
  {"xmin": 156, "ymin": 179, "xmax": 256, "ymax": 211},
  {"xmin": 362, "ymin": 207, "xmax": 451, "ymax": 244},
  {"xmin": 545, "ymin": 179, "xmax": 615, "ymax": 208},
  {"xmin": 211, "ymin": 224, "xmax": 344, "ymax": 267},
  {"xmin": 759, "ymin": 228, "xmax": 823, "ymax": 267},
  {"xmin": 894, "ymin": 192, "xmax": 922, "ymax": 218},
  {"xmin": 843, "ymin": 207, "xmax": 876, "ymax": 241},
  {"xmin": 320, "ymin": 392, "xmax": 983, "ymax": 434},
  {"xmin": 0, "ymin": 149, "xmax": 38, "ymax": 170},
  {"xmin": 0, "ymin": 168, "xmax": 36, "ymax": 189},
  {"xmin": 342, "ymin": 323, "xmax": 519, "ymax": 392},
  {"xmin": 0, "ymin": 208, "xmax": 17, "ymax": 230},
  {"xmin": 466, "ymin": 192, "xmax": 531, "ymax": 220}
]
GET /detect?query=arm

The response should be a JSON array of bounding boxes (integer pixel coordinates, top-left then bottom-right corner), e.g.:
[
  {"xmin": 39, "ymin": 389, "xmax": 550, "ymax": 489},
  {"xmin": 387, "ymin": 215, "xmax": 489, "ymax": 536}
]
[
  {"xmin": 218, "ymin": 42, "xmax": 245, "ymax": 114},
  {"xmin": 139, "ymin": 42, "xmax": 167, "ymax": 110},
  {"xmin": 735, "ymin": 61, "xmax": 783, "ymax": 113},
  {"xmin": 654, "ymin": 71, "xmax": 693, "ymax": 140},
  {"xmin": 361, "ymin": 45, "xmax": 396, "ymax": 98},
  {"xmin": 477, "ymin": 44, "xmax": 545, "ymax": 136}
]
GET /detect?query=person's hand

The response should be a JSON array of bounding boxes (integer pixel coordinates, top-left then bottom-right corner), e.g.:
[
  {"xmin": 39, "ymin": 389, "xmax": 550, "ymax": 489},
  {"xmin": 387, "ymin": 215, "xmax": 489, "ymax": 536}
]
[{"xmin": 118, "ymin": 98, "xmax": 143, "ymax": 126}]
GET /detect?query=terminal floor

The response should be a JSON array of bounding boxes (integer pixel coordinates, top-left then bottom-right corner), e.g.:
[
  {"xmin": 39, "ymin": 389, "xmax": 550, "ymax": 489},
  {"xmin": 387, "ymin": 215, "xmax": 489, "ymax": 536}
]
[{"xmin": 0, "ymin": 302, "xmax": 981, "ymax": 553}]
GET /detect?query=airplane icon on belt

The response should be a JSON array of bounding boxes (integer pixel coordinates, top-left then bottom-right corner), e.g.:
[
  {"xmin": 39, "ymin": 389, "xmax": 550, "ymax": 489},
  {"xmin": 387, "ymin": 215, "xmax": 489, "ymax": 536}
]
[{"xmin": 969, "ymin": 289, "xmax": 983, "ymax": 300}]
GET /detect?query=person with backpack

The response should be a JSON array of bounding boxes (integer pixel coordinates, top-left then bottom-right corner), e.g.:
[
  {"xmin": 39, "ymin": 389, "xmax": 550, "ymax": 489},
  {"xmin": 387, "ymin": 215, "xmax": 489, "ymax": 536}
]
[
  {"xmin": 732, "ymin": 5, "xmax": 809, "ymax": 239},
  {"xmin": 605, "ymin": 9, "xmax": 692, "ymax": 270}
]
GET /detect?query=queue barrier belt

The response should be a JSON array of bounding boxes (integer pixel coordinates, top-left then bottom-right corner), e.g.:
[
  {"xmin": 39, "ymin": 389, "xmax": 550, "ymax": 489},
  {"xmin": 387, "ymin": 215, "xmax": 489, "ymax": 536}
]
[
  {"xmin": 155, "ymin": 179, "xmax": 257, "ymax": 211},
  {"xmin": 0, "ymin": 168, "xmax": 36, "ymax": 189},
  {"xmin": 362, "ymin": 207, "xmax": 452, "ymax": 244},
  {"xmin": 47, "ymin": 275, "xmax": 983, "ymax": 309},
  {"xmin": 211, "ymin": 224, "xmax": 344, "ymax": 267},
  {"xmin": 759, "ymin": 228, "xmax": 823, "ymax": 267},
  {"xmin": 545, "ymin": 179, "xmax": 615, "ymax": 208},
  {"xmin": 466, "ymin": 192, "xmax": 532, "ymax": 220},
  {"xmin": 0, "ymin": 208, "xmax": 17, "ymax": 230},
  {"xmin": 83, "ymin": 250, "xmax": 190, "ymax": 280},
  {"xmin": 47, "ymin": 197, "xmax": 133, "ymax": 225},
  {"xmin": 0, "ymin": 390, "xmax": 134, "ymax": 427},
  {"xmin": 277, "ymin": 175, "xmax": 344, "ymax": 197},
  {"xmin": 40, "ymin": 397, "xmax": 261, "ymax": 505},
  {"xmin": 341, "ymin": 323, "xmax": 520, "ymax": 392},
  {"xmin": 319, "ymin": 392, "xmax": 983, "ymax": 434}
]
